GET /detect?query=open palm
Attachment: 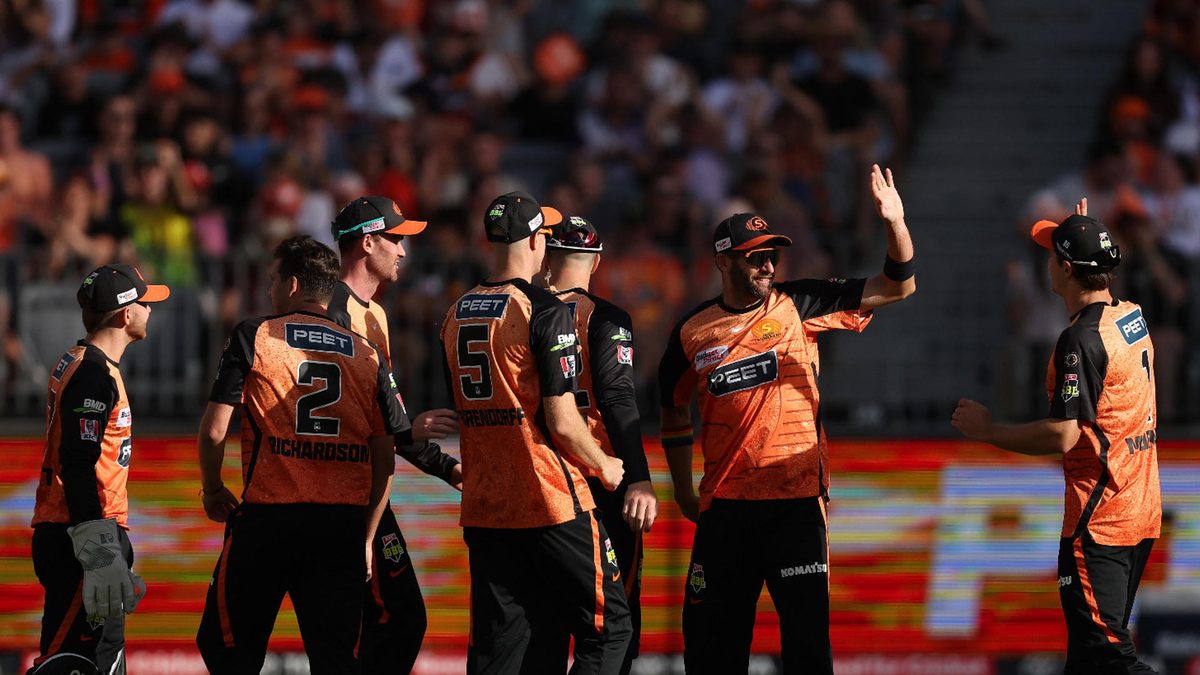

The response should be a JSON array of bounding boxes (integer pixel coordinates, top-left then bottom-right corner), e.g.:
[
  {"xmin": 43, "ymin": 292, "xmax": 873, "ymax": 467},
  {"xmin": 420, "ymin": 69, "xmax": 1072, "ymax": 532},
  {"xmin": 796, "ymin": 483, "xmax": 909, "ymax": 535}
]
[{"xmin": 871, "ymin": 164, "xmax": 904, "ymax": 224}]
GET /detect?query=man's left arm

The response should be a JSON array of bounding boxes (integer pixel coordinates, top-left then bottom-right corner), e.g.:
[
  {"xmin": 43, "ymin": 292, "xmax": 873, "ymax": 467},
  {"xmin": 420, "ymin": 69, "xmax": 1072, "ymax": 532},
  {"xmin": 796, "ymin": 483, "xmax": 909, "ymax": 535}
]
[
  {"xmin": 588, "ymin": 304, "xmax": 657, "ymax": 532},
  {"xmin": 861, "ymin": 164, "xmax": 917, "ymax": 310}
]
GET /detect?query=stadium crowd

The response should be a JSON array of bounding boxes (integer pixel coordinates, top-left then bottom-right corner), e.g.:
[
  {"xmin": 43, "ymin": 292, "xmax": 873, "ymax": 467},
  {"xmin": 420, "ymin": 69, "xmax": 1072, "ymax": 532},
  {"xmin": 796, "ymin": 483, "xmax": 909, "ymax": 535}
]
[
  {"xmin": 1013, "ymin": 0, "xmax": 1200, "ymax": 424},
  {"xmin": 2, "ymin": 0, "xmax": 998, "ymax": 414}
]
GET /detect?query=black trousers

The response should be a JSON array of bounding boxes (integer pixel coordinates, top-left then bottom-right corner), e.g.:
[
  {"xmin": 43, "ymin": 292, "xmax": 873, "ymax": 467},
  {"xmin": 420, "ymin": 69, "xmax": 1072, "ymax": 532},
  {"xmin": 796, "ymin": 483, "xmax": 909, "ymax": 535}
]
[
  {"xmin": 1059, "ymin": 534, "xmax": 1158, "ymax": 674},
  {"xmin": 682, "ymin": 497, "xmax": 831, "ymax": 675},
  {"xmin": 519, "ymin": 481, "xmax": 644, "ymax": 675},
  {"xmin": 29, "ymin": 523, "xmax": 133, "ymax": 675},
  {"xmin": 360, "ymin": 504, "xmax": 427, "ymax": 674},
  {"xmin": 464, "ymin": 510, "xmax": 632, "ymax": 675},
  {"xmin": 196, "ymin": 503, "xmax": 367, "ymax": 675}
]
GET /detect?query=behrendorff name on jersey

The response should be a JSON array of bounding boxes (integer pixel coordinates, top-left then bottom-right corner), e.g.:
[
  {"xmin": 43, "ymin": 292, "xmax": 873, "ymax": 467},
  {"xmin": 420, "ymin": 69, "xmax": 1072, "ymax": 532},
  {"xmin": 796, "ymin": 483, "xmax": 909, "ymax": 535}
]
[
  {"xmin": 285, "ymin": 323, "xmax": 355, "ymax": 357},
  {"xmin": 460, "ymin": 407, "xmax": 526, "ymax": 428},
  {"xmin": 456, "ymin": 294, "xmax": 509, "ymax": 320},
  {"xmin": 268, "ymin": 436, "xmax": 370, "ymax": 462}
]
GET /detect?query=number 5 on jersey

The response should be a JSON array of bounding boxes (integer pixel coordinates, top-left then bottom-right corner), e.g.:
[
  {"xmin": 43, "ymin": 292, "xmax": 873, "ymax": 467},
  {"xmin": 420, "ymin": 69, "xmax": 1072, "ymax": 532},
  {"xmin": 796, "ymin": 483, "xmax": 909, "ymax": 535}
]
[{"xmin": 457, "ymin": 325, "xmax": 493, "ymax": 400}]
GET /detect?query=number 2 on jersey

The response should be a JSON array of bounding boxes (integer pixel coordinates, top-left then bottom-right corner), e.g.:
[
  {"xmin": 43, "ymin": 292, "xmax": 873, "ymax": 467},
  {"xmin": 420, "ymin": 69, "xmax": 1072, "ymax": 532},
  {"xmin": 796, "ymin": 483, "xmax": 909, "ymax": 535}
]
[
  {"xmin": 296, "ymin": 361, "xmax": 342, "ymax": 435},
  {"xmin": 457, "ymin": 324, "xmax": 494, "ymax": 400}
]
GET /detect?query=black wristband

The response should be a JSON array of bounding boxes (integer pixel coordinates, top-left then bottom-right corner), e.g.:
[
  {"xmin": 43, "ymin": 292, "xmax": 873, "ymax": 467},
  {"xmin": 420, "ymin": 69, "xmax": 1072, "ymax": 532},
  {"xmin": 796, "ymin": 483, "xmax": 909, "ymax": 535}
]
[{"xmin": 884, "ymin": 255, "xmax": 915, "ymax": 282}]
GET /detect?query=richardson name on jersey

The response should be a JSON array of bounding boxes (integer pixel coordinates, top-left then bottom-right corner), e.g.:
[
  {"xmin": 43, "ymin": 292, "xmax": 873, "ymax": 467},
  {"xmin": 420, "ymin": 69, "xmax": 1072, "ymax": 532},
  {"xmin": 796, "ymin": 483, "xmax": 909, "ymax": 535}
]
[
  {"xmin": 268, "ymin": 436, "xmax": 370, "ymax": 462},
  {"xmin": 460, "ymin": 407, "xmax": 526, "ymax": 428}
]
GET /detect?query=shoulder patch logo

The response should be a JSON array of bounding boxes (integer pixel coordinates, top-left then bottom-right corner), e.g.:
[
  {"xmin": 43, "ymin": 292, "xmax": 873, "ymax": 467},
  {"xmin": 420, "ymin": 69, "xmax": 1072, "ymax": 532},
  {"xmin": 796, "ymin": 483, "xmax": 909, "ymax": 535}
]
[
  {"xmin": 617, "ymin": 345, "xmax": 633, "ymax": 366},
  {"xmin": 560, "ymin": 354, "xmax": 577, "ymax": 379},
  {"xmin": 1063, "ymin": 352, "xmax": 1079, "ymax": 367},
  {"xmin": 1061, "ymin": 373, "xmax": 1079, "ymax": 402},
  {"xmin": 1115, "ymin": 307, "xmax": 1149, "ymax": 346},
  {"xmin": 79, "ymin": 419, "xmax": 98, "ymax": 442}
]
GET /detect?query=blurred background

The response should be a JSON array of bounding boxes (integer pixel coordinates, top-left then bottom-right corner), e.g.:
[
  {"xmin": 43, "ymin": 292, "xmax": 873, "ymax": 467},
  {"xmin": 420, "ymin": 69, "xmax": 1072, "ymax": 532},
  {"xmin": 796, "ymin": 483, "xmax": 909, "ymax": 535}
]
[{"xmin": 0, "ymin": 0, "xmax": 1197, "ymax": 673}]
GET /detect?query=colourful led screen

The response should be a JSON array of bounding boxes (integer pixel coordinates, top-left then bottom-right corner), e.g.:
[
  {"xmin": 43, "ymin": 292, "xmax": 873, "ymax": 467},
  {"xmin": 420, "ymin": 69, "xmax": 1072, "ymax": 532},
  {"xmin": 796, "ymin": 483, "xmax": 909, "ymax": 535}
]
[{"xmin": 1, "ymin": 438, "xmax": 1197, "ymax": 668}]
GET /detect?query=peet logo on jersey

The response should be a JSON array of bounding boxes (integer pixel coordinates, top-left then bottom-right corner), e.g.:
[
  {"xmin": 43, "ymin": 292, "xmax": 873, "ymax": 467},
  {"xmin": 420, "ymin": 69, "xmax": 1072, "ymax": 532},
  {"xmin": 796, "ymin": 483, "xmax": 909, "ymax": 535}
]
[
  {"xmin": 117, "ymin": 438, "xmax": 132, "ymax": 467},
  {"xmin": 1061, "ymin": 374, "xmax": 1079, "ymax": 402},
  {"xmin": 285, "ymin": 323, "xmax": 355, "ymax": 357},
  {"xmin": 455, "ymin": 294, "xmax": 509, "ymax": 320},
  {"xmin": 79, "ymin": 419, "xmax": 98, "ymax": 442},
  {"xmin": 1115, "ymin": 308, "xmax": 1149, "ymax": 345},
  {"xmin": 52, "ymin": 352, "xmax": 77, "ymax": 381},
  {"xmin": 551, "ymin": 333, "xmax": 577, "ymax": 352},
  {"xmin": 115, "ymin": 407, "xmax": 132, "ymax": 428},
  {"xmin": 707, "ymin": 350, "xmax": 778, "ymax": 397},
  {"xmin": 694, "ymin": 346, "xmax": 729, "ymax": 371}
]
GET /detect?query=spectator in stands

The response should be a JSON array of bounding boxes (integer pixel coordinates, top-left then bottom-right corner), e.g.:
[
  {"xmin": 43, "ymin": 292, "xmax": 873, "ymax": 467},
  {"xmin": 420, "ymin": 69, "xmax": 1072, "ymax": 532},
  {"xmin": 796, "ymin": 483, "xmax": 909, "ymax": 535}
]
[
  {"xmin": 119, "ymin": 142, "xmax": 198, "ymax": 287},
  {"xmin": 0, "ymin": 103, "xmax": 53, "ymax": 250}
]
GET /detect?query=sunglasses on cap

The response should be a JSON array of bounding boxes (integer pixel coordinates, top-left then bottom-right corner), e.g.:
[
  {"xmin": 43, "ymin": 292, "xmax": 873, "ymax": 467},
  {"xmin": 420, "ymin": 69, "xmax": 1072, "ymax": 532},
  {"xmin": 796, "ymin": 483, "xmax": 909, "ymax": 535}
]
[{"xmin": 743, "ymin": 248, "xmax": 781, "ymax": 268}]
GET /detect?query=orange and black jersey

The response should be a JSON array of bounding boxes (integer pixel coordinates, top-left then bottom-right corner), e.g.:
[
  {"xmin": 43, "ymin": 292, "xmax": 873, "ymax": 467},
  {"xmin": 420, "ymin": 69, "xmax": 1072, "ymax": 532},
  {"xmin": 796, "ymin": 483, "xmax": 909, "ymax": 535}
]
[
  {"xmin": 210, "ymin": 311, "xmax": 408, "ymax": 506},
  {"xmin": 440, "ymin": 279, "xmax": 594, "ymax": 529},
  {"xmin": 553, "ymin": 288, "xmax": 650, "ymax": 485},
  {"xmin": 328, "ymin": 281, "xmax": 392, "ymax": 370},
  {"xmin": 326, "ymin": 280, "xmax": 459, "ymax": 483},
  {"xmin": 33, "ymin": 342, "xmax": 134, "ymax": 528},
  {"xmin": 1046, "ymin": 299, "xmax": 1161, "ymax": 546},
  {"xmin": 659, "ymin": 278, "xmax": 866, "ymax": 512}
]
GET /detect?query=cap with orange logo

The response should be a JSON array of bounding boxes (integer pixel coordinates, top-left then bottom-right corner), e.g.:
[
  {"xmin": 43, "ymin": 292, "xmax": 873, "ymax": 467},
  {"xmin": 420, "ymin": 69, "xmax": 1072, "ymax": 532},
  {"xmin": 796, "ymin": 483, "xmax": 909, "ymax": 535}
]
[
  {"xmin": 712, "ymin": 213, "xmax": 793, "ymax": 255},
  {"xmin": 331, "ymin": 196, "xmax": 427, "ymax": 242}
]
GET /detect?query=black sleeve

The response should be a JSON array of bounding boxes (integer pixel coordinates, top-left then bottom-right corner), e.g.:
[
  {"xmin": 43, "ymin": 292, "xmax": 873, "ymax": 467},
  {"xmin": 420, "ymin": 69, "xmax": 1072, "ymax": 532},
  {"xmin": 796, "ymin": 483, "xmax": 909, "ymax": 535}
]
[
  {"xmin": 209, "ymin": 319, "xmax": 262, "ymax": 405},
  {"xmin": 528, "ymin": 292, "xmax": 578, "ymax": 398},
  {"xmin": 1047, "ymin": 325, "xmax": 1108, "ymax": 423},
  {"xmin": 588, "ymin": 303, "xmax": 650, "ymax": 484},
  {"xmin": 775, "ymin": 278, "xmax": 867, "ymax": 321},
  {"xmin": 381, "ymin": 345, "xmax": 461, "ymax": 483},
  {"xmin": 658, "ymin": 320, "xmax": 692, "ymax": 409},
  {"xmin": 58, "ymin": 360, "xmax": 117, "ymax": 524},
  {"xmin": 327, "ymin": 283, "xmax": 352, "ymax": 330},
  {"xmin": 374, "ymin": 349, "xmax": 411, "ymax": 436}
]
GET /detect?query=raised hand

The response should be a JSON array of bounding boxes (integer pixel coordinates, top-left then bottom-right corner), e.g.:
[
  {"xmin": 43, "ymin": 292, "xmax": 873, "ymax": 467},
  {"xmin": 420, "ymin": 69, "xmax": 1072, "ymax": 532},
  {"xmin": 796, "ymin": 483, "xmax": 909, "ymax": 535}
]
[{"xmin": 871, "ymin": 164, "xmax": 905, "ymax": 225}]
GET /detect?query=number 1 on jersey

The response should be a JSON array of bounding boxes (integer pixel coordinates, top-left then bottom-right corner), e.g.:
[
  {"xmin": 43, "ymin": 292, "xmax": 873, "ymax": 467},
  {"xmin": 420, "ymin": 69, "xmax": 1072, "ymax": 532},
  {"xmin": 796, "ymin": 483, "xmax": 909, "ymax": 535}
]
[
  {"xmin": 457, "ymin": 324, "xmax": 494, "ymax": 400},
  {"xmin": 1141, "ymin": 348, "xmax": 1151, "ymax": 382}
]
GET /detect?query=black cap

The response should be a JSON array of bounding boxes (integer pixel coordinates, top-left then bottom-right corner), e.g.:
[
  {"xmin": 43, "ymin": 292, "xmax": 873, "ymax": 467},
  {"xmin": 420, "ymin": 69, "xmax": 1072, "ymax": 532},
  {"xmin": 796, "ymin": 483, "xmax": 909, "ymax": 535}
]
[
  {"xmin": 712, "ymin": 213, "xmax": 793, "ymax": 254},
  {"xmin": 331, "ymin": 196, "xmax": 427, "ymax": 242},
  {"xmin": 78, "ymin": 264, "xmax": 171, "ymax": 313},
  {"xmin": 547, "ymin": 215, "xmax": 603, "ymax": 252},
  {"xmin": 1031, "ymin": 214, "xmax": 1122, "ymax": 270},
  {"xmin": 484, "ymin": 191, "xmax": 563, "ymax": 244}
]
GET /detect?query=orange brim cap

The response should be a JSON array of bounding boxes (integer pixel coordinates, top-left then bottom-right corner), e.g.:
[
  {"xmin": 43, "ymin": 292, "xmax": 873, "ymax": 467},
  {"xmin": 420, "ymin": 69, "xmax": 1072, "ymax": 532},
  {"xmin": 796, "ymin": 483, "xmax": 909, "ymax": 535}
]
[
  {"xmin": 1030, "ymin": 220, "xmax": 1057, "ymax": 249},
  {"xmin": 732, "ymin": 233, "xmax": 793, "ymax": 251},
  {"xmin": 139, "ymin": 284, "xmax": 171, "ymax": 303},
  {"xmin": 385, "ymin": 219, "xmax": 427, "ymax": 236},
  {"xmin": 541, "ymin": 206, "xmax": 563, "ymax": 227}
]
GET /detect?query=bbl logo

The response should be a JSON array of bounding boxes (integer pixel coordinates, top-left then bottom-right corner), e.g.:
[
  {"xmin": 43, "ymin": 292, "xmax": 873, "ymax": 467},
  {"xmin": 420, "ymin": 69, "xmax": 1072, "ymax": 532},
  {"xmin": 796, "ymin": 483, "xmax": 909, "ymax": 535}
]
[
  {"xmin": 1061, "ymin": 374, "xmax": 1079, "ymax": 402},
  {"xmin": 689, "ymin": 563, "xmax": 706, "ymax": 594},
  {"xmin": 605, "ymin": 538, "xmax": 618, "ymax": 568},
  {"xmin": 381, "ymin": 533, "xmax": 404, "ymax": 564}
]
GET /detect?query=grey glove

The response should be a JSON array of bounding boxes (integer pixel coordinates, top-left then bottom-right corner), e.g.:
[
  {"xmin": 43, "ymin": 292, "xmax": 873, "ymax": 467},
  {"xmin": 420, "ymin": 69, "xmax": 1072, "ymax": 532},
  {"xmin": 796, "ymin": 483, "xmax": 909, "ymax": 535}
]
[{"xmin": 67, "ymin": 518, "xmax": 144, "ymax": 618}]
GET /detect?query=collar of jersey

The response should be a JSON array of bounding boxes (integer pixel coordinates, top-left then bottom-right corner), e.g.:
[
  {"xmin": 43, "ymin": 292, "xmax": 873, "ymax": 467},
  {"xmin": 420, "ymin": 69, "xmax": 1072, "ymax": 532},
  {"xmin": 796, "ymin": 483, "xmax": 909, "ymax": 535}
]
[
  {"xmin": 78, "ymin": 339, "xmax": 121, "ymax": 367},
  {"xmin": 717, "ymin": 296, "xmax": 766, "ymax": 315},
  {"xmin": 480, "ymin": 278, "xmax": 521, "ymax": 288}
]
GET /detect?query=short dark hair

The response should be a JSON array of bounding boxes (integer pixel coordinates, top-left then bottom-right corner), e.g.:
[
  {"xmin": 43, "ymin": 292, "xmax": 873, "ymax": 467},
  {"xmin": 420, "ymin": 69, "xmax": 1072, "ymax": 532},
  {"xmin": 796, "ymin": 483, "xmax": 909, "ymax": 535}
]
[
  {"xmin": 1062, "ymin": 256, "xmax": 1115, "ymax": 291},
  {"xmin": 273, "ymin": 236, "xmax": 339, "ymax": 303},
  {"xmin": 80, "ymin": 306, "xmax": 121, "ymax": 334}
]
